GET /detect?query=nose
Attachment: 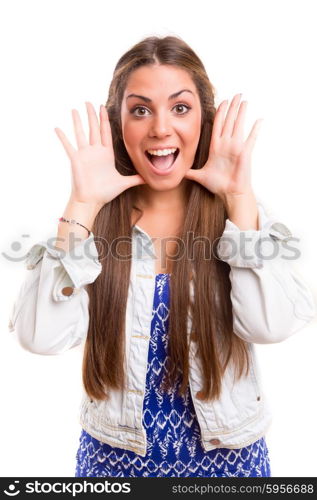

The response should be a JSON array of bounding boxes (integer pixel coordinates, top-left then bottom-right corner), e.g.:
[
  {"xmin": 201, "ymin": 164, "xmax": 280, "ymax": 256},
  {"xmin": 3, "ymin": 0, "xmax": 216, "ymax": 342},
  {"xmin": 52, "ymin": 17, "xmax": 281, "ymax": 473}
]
[{"xmin": 148, "ymin": 111, "xmax": 172, "ymax": 138}]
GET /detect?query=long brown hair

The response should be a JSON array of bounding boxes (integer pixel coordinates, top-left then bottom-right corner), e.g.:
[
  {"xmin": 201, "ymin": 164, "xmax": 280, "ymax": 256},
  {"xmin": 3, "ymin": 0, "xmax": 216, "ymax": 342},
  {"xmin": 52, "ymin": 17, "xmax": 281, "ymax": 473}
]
[{"xmin": 83, "ymin": 35, "xmax": 250, "ymax": 402}]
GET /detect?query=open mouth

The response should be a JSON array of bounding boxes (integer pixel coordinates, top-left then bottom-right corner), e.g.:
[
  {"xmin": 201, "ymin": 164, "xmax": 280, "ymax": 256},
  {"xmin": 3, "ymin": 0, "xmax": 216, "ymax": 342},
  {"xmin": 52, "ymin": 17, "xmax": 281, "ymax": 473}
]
[{"xmin": 145, "ymin": 148, "xmax": 180, "ymax": 171}]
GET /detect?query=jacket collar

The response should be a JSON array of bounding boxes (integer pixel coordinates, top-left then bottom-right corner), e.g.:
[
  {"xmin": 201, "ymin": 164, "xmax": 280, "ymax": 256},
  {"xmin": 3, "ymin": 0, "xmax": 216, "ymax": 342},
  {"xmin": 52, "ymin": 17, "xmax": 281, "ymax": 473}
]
[{"xmin": 132, "ymin": 224, "xmax": 156, "ymax": 261}]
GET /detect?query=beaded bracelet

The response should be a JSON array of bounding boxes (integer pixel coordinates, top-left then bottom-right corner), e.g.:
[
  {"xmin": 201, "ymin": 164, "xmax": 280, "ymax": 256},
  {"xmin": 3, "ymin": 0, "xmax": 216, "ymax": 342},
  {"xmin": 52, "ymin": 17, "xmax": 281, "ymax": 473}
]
[{"xmin": 58, "ymin": 217, "xmax": 91, "ymax": 236}]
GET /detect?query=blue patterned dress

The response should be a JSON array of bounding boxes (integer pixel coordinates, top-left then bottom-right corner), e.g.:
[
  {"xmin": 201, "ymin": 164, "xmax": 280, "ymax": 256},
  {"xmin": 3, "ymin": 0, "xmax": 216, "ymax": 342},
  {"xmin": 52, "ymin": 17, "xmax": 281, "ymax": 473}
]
[{"xmin": 75, "ymin": 273, "xmax": 271, "ymax": 477}]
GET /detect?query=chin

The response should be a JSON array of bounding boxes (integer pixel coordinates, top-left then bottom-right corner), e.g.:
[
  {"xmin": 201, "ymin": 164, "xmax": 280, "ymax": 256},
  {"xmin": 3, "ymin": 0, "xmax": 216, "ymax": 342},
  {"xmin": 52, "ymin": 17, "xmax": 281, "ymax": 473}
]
[{"xmin": 145, "ymin": 172, "xmax": 187, "ymax": 190}]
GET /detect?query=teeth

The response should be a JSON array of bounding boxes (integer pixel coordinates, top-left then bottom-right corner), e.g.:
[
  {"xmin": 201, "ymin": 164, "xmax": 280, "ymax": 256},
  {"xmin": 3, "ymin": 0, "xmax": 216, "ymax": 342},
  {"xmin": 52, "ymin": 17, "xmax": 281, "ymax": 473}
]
[{"xmin": 147, "ymin": 148, "xmax": 177, "ymax": 156}]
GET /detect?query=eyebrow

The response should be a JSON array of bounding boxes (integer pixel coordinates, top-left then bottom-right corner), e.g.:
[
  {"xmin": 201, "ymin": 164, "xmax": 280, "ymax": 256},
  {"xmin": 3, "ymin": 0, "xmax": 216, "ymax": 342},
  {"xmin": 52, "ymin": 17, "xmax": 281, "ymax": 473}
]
[{"xmin": 126, "ymin": 89, "xmax": 194, "ymax": 103}]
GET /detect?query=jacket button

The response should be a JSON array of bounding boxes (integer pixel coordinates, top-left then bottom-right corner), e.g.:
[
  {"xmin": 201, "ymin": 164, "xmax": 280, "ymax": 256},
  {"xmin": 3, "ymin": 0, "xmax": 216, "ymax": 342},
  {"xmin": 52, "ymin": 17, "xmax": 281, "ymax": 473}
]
[
  {"xmin": 210, "ymin": 438, "xmax": 221, "ymax": 445},
  {"xmin": 191, "ymin": 331, "xmax": 198, "ymax": 341},
  {"xmin": 196, "ymin": 390, "xmax": 205, "ymax": 400},
  {"xmin": 61, "ymin": 286, "xmax": 74, "ymax": 296}
]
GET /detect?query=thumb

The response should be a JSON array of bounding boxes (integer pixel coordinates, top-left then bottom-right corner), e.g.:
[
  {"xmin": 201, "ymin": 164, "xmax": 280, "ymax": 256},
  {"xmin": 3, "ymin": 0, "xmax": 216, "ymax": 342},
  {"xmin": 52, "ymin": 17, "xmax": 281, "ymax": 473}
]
[
  {"xmin": 184, "ymin": 167, "xmax": 204, "ymax": 183},
  {"xmin": 125, "ymin": 174, "xmax": 147, "ymax": 188}
]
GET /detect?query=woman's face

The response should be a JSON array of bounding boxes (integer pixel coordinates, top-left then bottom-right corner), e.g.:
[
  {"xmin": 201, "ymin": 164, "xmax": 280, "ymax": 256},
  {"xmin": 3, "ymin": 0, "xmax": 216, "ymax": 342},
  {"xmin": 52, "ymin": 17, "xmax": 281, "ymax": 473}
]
[{"xmin": 120, "ymin": 64, "xmax": 202, "ymax": 190}]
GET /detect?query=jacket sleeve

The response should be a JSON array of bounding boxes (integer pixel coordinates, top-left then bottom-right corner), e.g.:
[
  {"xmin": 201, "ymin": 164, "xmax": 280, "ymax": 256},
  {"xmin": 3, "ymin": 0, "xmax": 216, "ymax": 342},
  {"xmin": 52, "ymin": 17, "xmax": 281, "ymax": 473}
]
[
  {"xmin": 8, "ymin": 231, "xmax": 102, "ymax": 355},
  {"xmin": 217, "ymin": 203, "xmax": 317, "ymax": 344}
]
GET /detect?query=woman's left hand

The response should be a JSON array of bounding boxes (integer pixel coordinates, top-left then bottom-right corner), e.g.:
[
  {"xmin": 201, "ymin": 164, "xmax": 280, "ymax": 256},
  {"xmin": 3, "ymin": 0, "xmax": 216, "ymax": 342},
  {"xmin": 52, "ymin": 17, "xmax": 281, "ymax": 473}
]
[{"xmin": 184, "ymin": 93, "xmax": 263, "ymax": 202}]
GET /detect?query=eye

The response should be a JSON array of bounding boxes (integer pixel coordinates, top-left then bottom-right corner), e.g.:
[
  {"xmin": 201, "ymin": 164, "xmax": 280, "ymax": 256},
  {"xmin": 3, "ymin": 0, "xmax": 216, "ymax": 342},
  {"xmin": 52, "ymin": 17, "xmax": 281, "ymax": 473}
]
[
  {"xmin": 130, "ymin": 103, "xmax": 191, "ymax": 117},
  {"xmin": 130, "ymin": 106, "xmax": 150, "ymax": 117},
  {"xmin": 173, "ymin": 104, "xmax": 191, "ymax": 114}
]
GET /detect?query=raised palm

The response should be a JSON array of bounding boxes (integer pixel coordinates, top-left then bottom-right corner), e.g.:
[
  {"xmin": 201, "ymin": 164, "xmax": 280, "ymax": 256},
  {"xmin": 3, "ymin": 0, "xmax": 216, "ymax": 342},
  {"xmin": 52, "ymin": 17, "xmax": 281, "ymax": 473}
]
[
  {"xmin": 185, "ymin": 94, "xmax": 263, "ymax": 200},
  {"xmin": 54, "ymin": 102, "xmax": 146, "ymax": 209}
]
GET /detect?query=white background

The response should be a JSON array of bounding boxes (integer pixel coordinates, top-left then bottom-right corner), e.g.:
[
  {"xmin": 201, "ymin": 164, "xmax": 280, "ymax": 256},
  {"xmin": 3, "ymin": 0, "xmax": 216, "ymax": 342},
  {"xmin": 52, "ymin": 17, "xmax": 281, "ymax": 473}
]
[{"xmin": 1, "ymin": 0, "xmax": 316, "ymax": 477}]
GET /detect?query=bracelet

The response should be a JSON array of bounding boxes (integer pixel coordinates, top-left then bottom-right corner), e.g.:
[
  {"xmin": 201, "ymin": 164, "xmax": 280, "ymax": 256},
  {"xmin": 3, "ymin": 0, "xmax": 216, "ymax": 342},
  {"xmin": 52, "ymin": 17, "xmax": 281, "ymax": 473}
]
[{"xmin": 58, "ymin": 217, "xmax": 91, "ymax": 236}]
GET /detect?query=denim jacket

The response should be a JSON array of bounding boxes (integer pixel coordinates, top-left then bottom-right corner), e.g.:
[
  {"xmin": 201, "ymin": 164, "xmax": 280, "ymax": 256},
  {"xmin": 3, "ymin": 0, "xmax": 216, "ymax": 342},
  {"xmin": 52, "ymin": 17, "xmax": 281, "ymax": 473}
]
[{"xmin": 8, "ymin": 203, "xmax": 316, "ymax": 456}]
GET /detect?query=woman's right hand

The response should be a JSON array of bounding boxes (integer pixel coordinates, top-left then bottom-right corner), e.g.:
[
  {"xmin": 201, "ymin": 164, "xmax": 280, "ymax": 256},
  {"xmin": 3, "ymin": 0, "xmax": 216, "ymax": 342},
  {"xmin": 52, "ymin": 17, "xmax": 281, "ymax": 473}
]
[{"xmin": 54, "ymin": 102, "xmax": 146, "ymax": 210}]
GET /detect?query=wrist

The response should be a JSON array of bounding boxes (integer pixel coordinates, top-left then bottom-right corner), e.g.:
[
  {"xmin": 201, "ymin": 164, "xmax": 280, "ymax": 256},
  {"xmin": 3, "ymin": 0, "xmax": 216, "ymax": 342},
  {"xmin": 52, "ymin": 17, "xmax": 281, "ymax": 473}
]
[
  {"xmin": 221, "ymin": 189, "xmax": 254, "ymax": 206},
  {"xmin": 67, "ymin": 197, "xmax": 103, "ymax": 217},
  {"xmin": 64, "ymin": 198, "xmax": 102, "ymax": 230},
  {"xmin": 221, "ymin": 191, "xmax": 259, "ymax": 231}
]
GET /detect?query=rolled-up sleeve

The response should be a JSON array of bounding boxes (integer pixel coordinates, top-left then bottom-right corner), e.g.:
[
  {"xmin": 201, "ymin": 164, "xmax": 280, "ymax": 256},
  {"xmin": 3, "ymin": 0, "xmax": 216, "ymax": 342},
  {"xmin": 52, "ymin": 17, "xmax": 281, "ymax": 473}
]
[
  {"xmin": 8, "ymin": 231, "xmax": 102, "ymax": 355},
  {"xmin": 217, "ymin": 203, "xmax": 317, "ymax": 344}
]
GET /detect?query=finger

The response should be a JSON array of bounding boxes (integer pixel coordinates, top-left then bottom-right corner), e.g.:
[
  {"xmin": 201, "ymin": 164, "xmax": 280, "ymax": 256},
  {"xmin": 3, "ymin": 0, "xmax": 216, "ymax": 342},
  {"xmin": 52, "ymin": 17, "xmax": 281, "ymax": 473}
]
[
  {"xmin": 232, "ymin": 100, "xmax": 247, "ymax": 139},
  {"xmin": 244, "ymin": 119, "xmax": 263, "ymax": 155},
  {"xmin": 100, "ymin": 105, "xmax": 114, "ymax": 150},
  {"xmin": 211, "ymin": 100, "xmax": 228, "ymax": 141},
  {"xmin": 54, "ymin": 127, "xmax": 77, "ymax": 159},
  {"xmin": 221, "ymin": 93, "xmax": 242, "ymax": 137},
  {"xmin": 72, "ymin": 108, "xmax": 88, "ymax": 149},
  {"xmin": 85, "ymin": 102, "xmax": 101, "ymax": 145}
]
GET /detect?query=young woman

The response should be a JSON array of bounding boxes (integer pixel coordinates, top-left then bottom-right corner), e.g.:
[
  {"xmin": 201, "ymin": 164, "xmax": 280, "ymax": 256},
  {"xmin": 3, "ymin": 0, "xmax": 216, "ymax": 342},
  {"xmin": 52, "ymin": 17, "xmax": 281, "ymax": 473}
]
[{"xmin": 9, "ymin": 36, "xmax": 316, "ymax": 477}]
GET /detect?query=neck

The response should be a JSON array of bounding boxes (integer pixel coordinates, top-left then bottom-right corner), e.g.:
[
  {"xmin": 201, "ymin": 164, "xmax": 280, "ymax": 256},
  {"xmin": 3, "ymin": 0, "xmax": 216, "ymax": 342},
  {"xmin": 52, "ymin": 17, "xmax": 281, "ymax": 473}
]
[{"xmin": 132, "ymin": 178, "xmax": 191, "ymax": 213}]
